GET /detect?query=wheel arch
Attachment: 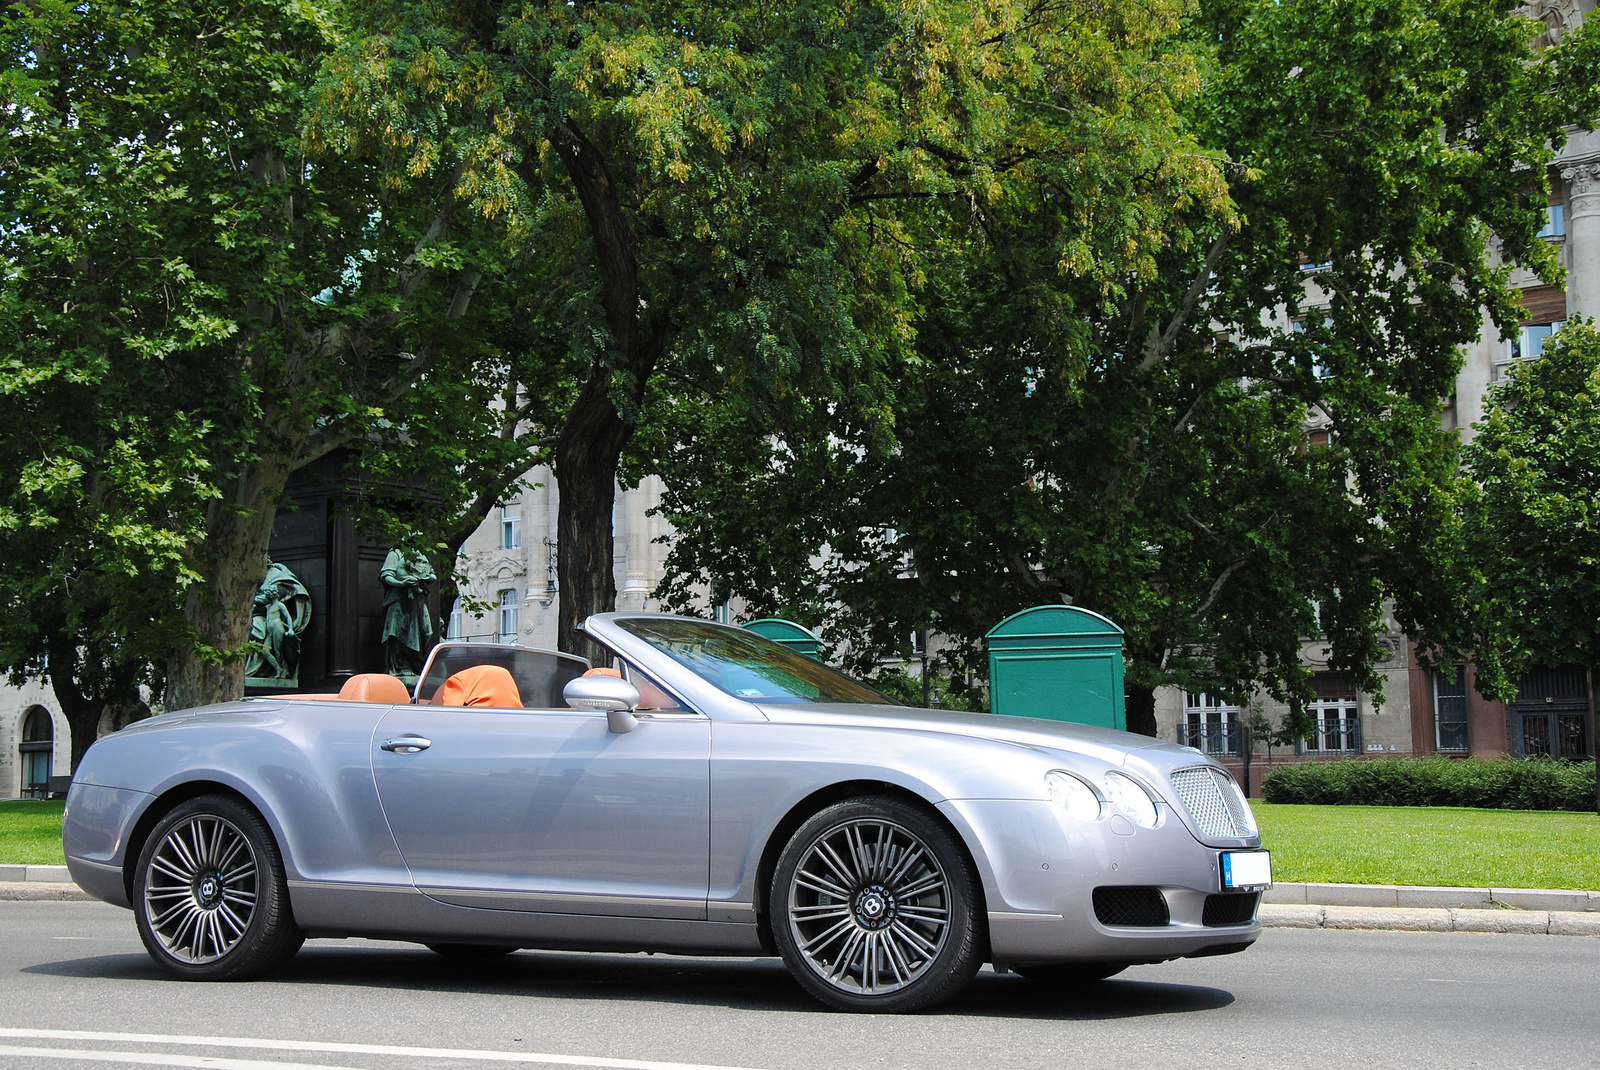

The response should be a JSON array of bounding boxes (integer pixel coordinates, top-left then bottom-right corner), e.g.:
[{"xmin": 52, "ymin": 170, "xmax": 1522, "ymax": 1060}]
[
  {"xmin": 751, "ymin": 779, "xmax": 989, "ymax": 955},
  {"xmin": 121, "ymin": 780, "xmax": 280, "ymax": 905}
]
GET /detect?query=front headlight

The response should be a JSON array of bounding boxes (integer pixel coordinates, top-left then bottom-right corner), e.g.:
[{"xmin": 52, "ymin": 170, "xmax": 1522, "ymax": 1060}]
[
  {"xmin": 1102, "ymin": 771, "xmax": 1160, "ymax": 829},
  {"xmin": 1045, "ymin": 771, "xmax": 1102, "ymax": 822}
]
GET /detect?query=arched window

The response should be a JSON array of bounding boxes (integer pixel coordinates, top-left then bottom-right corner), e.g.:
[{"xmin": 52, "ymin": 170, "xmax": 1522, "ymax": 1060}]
[{"xmin": 19, "ymin": 706, "xmax": 53, "ymax": 798}]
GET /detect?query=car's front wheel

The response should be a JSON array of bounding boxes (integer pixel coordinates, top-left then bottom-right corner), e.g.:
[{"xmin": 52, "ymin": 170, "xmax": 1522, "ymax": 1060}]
[
  {"xmin": 770, "ymin": 796, "xmax": 985, "ymax": 1012},
  {"xmin": 132, "ymin": 794, "xmax": 303, "ymax": 980}
]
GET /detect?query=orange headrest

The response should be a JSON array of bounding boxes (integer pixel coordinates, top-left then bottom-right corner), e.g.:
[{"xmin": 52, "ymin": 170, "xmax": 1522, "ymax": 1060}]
[
  {"xmin": 583, "ymin": 667, "xmax": 623, "ymax": 678},
  {"xmin": 337, "ymin": 673, "xmax": 412, "ymax": 704},
  {"xmin": 438, "ymin": 664, "xmax": 523, "ymax": 708}
]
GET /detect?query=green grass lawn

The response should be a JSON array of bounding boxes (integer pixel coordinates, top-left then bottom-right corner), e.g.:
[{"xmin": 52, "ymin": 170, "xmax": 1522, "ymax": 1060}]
[
  {"xmin": 1254, "ymin": 802, "xmax": 1600, "ymax": 890},
  {"xmin": 0, "ymin": 800, "xmax": 66, "ymax": 865},
  {"xmin": 3, "ymin": 798, "xmax": 1597, "ymax": 889}
]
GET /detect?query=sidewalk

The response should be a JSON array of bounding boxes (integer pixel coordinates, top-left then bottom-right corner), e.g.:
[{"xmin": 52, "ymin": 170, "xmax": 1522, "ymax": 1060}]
[{"xmin": 1258, "ymin": 880, "xmax": 1600, "ymax": 937}]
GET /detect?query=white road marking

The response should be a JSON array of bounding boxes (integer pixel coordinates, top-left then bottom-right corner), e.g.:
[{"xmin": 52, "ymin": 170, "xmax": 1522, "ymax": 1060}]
[
  {"xmin": 0, "ymin": 1045, "xmax": 359, "ymax": 1070},
  {"xmin": 0, "ymin": 1030, "xmax": 770, "ymax": 1070}
]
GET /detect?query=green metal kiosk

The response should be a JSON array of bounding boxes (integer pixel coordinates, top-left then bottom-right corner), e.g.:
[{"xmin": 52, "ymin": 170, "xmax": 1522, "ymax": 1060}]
[
  {"xmin": 742, "ymin": 618, "xmax": 825, "ymax": 660},
  {"xmin": 985, "ymin": 605, "xmax": 1127, "ymax": 728}
]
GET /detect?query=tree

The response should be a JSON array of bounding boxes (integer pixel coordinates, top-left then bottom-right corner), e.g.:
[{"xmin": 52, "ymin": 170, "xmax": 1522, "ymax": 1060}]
[
  {"xmin": 0, "ymin": 0, "xmax": 503, "ymax": 718},
  {"xmin": 651, "ymin": 0, "xmax": 1600, "ymax": 736},
  {"xmin": 1462, "ymin": 320, "xmax": 1600, "ymax": 810},
  {"xmin": 310, "ymin": 0, "xmax": 1225, "ymax": 661}
]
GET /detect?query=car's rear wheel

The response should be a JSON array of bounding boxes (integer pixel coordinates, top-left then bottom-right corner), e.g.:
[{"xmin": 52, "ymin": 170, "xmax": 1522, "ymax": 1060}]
[
  {"xmin": 1013, "ymin": 961, "xmax": 1129, "ymax": 984},
  {"xmin": 425, "ymin": 943, "xmax": 519, "ymax": 958},
  {"xmin": 133, "ymin": 794, "xmax": 303, "ymax": 980},
  {"xmin": 770, "ymin": 796, "xmax": 984, "ymax": 1013}
]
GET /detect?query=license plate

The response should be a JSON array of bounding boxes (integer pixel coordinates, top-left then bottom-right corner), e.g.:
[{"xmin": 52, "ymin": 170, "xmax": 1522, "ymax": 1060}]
[{"xmin": 1221, "ymin": 850, "xmax": 1272, "ymax": 890}]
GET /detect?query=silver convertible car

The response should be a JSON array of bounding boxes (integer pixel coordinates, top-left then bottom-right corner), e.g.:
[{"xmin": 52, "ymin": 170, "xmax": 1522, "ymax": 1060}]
[{"xmin": 63, "ymin": 612, "xmax": 1270, "ymax": 1012}]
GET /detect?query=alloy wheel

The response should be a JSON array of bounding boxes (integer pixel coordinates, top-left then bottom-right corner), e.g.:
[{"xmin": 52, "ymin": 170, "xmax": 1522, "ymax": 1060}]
[
  {"xmin": 141, "ymin": 813, "xmax": 260, "ymax": 964},
  {"xmin": 785, "ymin": 817, "xmax": 951, "ymax": 996}
]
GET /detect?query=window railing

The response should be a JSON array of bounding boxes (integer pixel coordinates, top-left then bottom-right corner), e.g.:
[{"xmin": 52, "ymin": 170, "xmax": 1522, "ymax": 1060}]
[
  {"xmin": 1302, "ymin": 716, "xmax": 1361, "ymax": 754},
  {"xmin": 1435, "ymin": 719, "xmax": 1468, "ymax": 752},
  {"xmin": 1177, "ymin": 722, "xmax": 1246, "ymax": 758}
]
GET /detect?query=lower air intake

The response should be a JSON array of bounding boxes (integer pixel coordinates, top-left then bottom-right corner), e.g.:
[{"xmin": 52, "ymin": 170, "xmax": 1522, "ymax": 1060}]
[
  {"xmin": 1202, "ymin": 892, "xmax": 1261, "ymax": 927},
  {"xmin": 1093, "ymin": 886, "xmax": 1170, "ymax": 927}
]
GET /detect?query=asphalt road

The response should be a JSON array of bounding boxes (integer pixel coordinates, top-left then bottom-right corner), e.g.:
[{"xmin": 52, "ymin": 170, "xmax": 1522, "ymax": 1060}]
[{"xmin": 1, "ymin": 901, "xmax": 1596, "ymax": 1070}]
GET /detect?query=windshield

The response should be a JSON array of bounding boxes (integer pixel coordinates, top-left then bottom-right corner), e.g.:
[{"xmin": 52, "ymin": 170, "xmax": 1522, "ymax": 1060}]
[{"xmin": 615, "ymin": 618, "xmax": 895, "ymax": 705}]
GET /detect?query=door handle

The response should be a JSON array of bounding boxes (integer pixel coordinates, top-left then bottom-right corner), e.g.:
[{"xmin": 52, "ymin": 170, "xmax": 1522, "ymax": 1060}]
[{"xmin": 380, "ymin": 735, "xmax": 432, "ymax": 754}]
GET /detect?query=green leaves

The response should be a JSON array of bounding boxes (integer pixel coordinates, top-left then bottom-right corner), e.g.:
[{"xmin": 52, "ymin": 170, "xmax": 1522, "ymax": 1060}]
[
  {"xmin": 1462, "ymin": 321, "xmax": 1600, "ymax": 698},
  {"xmin": 651, "ymin": 0, "xmax": 1572, "ymax": 739}
]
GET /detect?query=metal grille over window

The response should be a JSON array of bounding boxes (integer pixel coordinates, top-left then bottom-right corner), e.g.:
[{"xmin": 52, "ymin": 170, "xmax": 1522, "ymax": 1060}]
[
  {"xmin": 1170, "ymin": 767, "xmax": 1254, "ymax": 839},
  {"xmin": 1178, "ymin": 692, "xmax": 1242, "ymax": 756},
  {"xmin": 1433, "ymin": 671, "xmax": 1468, "ymax": 752},
  {"xmin": 1304, "ymin": 697, "xmax": 1361, "ymax": 753}
]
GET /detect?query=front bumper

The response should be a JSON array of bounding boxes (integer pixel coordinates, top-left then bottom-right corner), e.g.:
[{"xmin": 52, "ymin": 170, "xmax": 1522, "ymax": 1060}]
[{"xmin": 940, "ymin": 798, "xmax": 1264, "ymax": 966}]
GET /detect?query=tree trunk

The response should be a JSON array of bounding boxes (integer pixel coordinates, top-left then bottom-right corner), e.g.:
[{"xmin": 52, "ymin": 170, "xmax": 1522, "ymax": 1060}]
[
  {"xmin": 1125, "ymin": 681, "xmax": 1158, "ymax": 737},
  {"xmin": 46, "ymin": 639, "xmax": 102, "ymax": 774},
  {"xmin": 164, "ymin": 458, "xmax": 289, "ymax": 710},
  {"xmin": 555, "ymin": 380, "xmax": 629, "ymax": 665},
  {"xmin": 548, "ymin": 119, "xmax": 664, "ymax": 663}
]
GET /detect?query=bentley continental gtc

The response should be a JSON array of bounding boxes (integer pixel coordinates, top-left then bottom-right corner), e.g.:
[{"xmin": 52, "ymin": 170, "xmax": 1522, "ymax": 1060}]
[{"xmin": 63, "ymin": 612, "xmax": 1270, "ymax": 1012}]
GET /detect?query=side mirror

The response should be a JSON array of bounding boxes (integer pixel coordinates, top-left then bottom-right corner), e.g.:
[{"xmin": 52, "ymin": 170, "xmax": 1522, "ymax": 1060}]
[{"xmin": 564, "ymin": 676, "xmax": 642, "ymax": 734}]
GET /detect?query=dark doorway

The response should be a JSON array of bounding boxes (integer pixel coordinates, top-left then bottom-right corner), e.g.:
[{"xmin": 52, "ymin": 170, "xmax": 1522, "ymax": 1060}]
[{"xmin": 19, "ymin": 706, "xmax": 53, "ymax": 798}]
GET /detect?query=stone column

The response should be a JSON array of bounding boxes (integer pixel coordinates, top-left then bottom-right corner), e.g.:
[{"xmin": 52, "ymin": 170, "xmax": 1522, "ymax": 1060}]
[{"xmin": 1561, "ymin": 159, "xmax": 1600, "ymax": 319}]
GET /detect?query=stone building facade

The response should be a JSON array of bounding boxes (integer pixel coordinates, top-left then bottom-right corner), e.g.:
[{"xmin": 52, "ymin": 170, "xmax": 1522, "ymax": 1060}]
[
  {"xmin": 446, "ymin": 467, "xmax": 676, "ymax": 651},
  {"xmin": 0, "ymin": 679, "xmax": 70, "ymax": 800}
]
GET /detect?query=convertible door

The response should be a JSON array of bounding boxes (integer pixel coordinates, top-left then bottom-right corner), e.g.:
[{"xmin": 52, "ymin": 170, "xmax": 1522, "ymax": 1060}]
[{"xmin": 371, "ymin": 704, "xmax": 710, "ymax": 919}]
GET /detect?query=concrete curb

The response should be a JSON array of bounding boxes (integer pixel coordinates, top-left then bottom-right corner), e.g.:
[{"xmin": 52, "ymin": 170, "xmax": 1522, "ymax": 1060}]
[
  {"xmin": 0, "ymin": 864, "xmax": 71, "ymax": 883},
  {"xmin": 1260, "ymin": 903, "xmax": 1600, "ymax": 936},
  {"xmin": 0, "ymin": 881, "xmax": 91, "ymax": 902},
  {"xmin": 1263, "ymin": 881, "xmax": 1599, "ymax": 912}
]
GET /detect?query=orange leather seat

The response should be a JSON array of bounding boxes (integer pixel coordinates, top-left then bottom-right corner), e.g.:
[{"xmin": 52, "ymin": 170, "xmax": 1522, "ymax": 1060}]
[
  {"xmin": 337, "ymin": 673, "xmax": 412, "ymax": 703},
  {"xmin": 438, "ymin": 664, "xmax": 523, "ymax": 708},
  {"xmin": 582, "ymin": 667, "xmax": 622, "ymax": 678}
]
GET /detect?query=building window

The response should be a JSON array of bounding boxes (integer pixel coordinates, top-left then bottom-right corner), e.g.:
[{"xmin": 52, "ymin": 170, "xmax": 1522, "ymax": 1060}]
[
  {"xmin": 446, "ymin": 600, "xmax": 464, "ymax": 641},
  {"xmin": 1507, "ymin": 322, "xmax": 1563, "ymax": 363},
  {"xmin": 1291, "ymin": 316, "xmax": 1335, "ymax": 378},
  {"xmin": 1180, "ymin": 692, "xmax": 1242, "ymax": 757},
  {"xmin": 501, "ymin": 505, "xmax": 522, "ymax": 550},
  {"xmin": 1433, "ymin": 670, "xmax": 1468, "ymax": 752},
  {"xmin": 1538, "ymin": 203, "xmax": 1565, "ymax": 239},
  {"xmin": 1304, "ymin": 696, "xmax": 1360, "ymax": 753},
  {"xmin": 19, "ymin": 706, "xmax": 53, "ymax": 798},
  {"xmin": 1511, "ymin": 665, "xmax": 1589, "ymax": 759},
  {"xmin": 498, "ymin": 589, "xmax": 520, "ymax": 644}
]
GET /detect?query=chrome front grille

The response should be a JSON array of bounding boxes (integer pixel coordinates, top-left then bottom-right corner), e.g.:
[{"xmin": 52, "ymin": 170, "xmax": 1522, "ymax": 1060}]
[{"xmin": 1170, "ymin": 767, "xmax": 1256, "ymax": 838}]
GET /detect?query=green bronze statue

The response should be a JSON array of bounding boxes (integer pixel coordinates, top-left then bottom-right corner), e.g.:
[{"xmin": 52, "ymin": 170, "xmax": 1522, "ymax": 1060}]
[
  {"xmin": 245, "ymin": 562, "xmax": 312, "ymax": 681},
  {"xmin": 381, "ymin": 548, "xmax": 436, "ymax": 679}
]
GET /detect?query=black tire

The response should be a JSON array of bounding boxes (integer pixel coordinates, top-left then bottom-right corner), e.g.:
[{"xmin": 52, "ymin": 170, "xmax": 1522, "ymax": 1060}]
[
  {"xmin": 425, "ymin": 943, "xmax": 519, "ymax": 958},
  {"xmin": 132, "ymin": 794, "xmax": 304, "ymax": 980},
  {"xmin": 770, "ymin": 795, "xmax": 985, "ymax": 1013},
  {"xmin": 1013, "ymin": 961, "xmax": 1129, "ymax": 984}
]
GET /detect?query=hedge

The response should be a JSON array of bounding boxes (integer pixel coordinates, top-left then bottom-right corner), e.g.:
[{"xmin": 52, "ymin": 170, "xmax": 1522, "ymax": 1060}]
[{"xmin": 1260, "ymin": 756, "xmax": 1598, "ymax": 811}]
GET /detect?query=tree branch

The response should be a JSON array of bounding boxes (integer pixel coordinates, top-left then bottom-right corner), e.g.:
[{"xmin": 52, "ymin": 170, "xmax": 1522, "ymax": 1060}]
[
  {"xmin": 1193, "ymin": 557, "xmax": 1249, "ymax": 621},
  {"xmin": 1140, "ymin": 228, "xmax": 1232, "ymax": 374}
]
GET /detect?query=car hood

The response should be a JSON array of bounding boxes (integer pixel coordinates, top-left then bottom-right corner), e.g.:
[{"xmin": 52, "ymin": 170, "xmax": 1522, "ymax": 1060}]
[{"xmin": 752, "ymin": 702, "xmax": 1202, "ymax": 770}]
